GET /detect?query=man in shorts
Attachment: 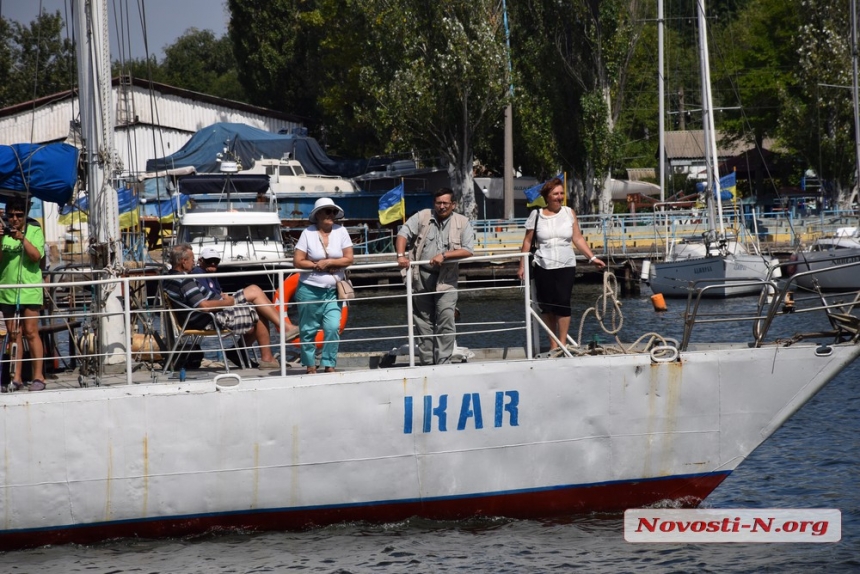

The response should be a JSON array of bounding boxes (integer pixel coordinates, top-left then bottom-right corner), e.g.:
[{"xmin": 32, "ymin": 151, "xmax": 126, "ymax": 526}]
[{"xmin": 164, "ymin": 244, "xmax": 284, "ymax": 370}]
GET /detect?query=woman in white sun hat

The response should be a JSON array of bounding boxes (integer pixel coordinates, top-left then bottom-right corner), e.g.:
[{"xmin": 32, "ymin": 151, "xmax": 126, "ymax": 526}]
[{"xmin": 293, "ymin": 198, "xmax": 354, "ymax": 374}]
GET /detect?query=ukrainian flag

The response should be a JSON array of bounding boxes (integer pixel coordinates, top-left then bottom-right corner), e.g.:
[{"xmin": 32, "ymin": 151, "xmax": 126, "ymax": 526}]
[
  {"xmin": 524, "ymin": 173, "xmax": 564, "ymax": 208},
  {"xmin": 378, "ymin": 182, "xmax": 405, "ymax": 225},
  {"xmin": 59, "ymin": 187, "xmax": 142, "ymax": 229},
  {"xmin": 720, "ymin": 171, "xmax": 737, "ymax": 200}
]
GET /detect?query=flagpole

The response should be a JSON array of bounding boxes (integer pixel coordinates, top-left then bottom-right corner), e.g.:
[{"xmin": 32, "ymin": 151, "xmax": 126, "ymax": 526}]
[
  {"xmin": 400, "ymin": 178, "xmax": 406, "ymax": 223},
  {"xmin": 563, "ymin": 172, "xmax": 568, "ymax": 206}
]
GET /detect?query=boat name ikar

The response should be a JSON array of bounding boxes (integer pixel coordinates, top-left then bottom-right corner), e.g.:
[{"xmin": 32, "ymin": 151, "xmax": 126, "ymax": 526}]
[
  {"xmin": 403, "ymin": 391, "xmax": 520, "ymax": 433},
  {"xmin": 694, "ymin": 265, "xmax": 714, "ymax": 274}
]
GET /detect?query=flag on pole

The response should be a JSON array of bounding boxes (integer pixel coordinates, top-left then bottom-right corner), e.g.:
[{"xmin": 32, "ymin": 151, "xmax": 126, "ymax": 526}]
[
  {"xmin": 524, "ymin": 173, "xmax": 563, "ymax": 207},
  {"xmin": 719, "ymin": 171, "xmax": 737, "ymax": 200},
  {"xmin": 378, "ymin": 182, "xmax": 405, "ymax": 224}
]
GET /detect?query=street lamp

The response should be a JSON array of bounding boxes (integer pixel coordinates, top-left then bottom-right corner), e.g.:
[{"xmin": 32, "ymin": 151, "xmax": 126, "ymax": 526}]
[{"xmin": 482, "ymin": 186, "xmax": 489, "ymax": 220}]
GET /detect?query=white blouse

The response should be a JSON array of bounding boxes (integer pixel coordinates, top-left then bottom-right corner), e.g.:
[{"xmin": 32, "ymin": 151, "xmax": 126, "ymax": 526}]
[
  {"xmin": 525, "ymin": 207, "xmax": 577, "ymax": 270},
  {"xmin": 295, "ymin": 224, "xmax": 353, "ymax": 288}
]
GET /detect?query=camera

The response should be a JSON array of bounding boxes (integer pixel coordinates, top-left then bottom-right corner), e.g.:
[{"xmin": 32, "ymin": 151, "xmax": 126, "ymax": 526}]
[{"xmin": 2, "ymin": 219, "xmax": 12, "ymax": 235}]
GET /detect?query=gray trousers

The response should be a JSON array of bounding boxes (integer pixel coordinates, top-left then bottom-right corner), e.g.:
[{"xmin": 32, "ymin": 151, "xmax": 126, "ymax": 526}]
[{"xmin": 413, "ymin": 268, "xmax": 458, "ymax": 365}]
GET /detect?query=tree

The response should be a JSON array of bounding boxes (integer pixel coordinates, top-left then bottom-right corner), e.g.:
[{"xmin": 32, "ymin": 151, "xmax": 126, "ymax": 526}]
[
  {"xmin": 711, "ymin": 0, "xmax": 801, "ymax": 149},
  {"xmin": 354, "ymin": 0, "xmax": 510, "ymax": 219},
  {"xmin": 509, "ymin": 0, "xmax": 646, "ymax": 214},
  {"xmin": 227, "ymin": 0, "xmax": 325, "ymax": 120},
  {"xmin": 160, "ymin": 29, "xmax": 246, "ymax": 101},
  {"xmin": 0, "ymin": 10, "xmax": 75, "ymax": 109},
  {"xmin": 779, "ymin": 0, "xmax": 856, "ymax": 208}
]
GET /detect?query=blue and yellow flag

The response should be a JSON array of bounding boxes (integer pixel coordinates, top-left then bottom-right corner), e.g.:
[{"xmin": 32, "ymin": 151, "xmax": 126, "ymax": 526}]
[
  {"xmin": 378, "ymin": 182, "xmax": 405, "ymax": 225},
  {"xmin": 719, "ymin": 171, "xmax": 736, "ymax": 200},
  {"xmin": 58, "ymin": 186, "xmax": 142, "ymax": 229},
  {"xmin": 524, "ymin": 173, "xmax": 563, "ymax": 207}
]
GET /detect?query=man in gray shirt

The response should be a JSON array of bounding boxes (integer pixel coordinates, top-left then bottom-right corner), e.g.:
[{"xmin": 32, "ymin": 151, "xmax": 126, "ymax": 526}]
[{"xmin": 395, "ymin": 188, "xmax": 475, "ymax": 365}]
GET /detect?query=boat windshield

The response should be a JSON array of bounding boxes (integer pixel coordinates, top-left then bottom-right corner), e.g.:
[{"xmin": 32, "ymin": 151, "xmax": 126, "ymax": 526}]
[
  {"xmin": 179, "ymin": 225, "xmax": 281, "ymax": 243},
  {"xmin": 281, "ymin": 164, "xmax": 305, "ymax": 177}
]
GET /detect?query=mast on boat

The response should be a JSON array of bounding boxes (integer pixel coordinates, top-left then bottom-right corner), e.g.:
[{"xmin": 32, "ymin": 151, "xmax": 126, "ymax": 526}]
[
  {"xmin": 696, "ymin": 0, "xmax": 726, "ymax": 246},
  {"xmin": 852, "ymin": 0, "xmax": 860, "ymax": 205},
  {"xmin": 658, "ymin": 0, "xmax": 667, "ymax": 255},
  {"xmin": 73, "ymin": 0, "xmax": 127, "ymax": 364}
]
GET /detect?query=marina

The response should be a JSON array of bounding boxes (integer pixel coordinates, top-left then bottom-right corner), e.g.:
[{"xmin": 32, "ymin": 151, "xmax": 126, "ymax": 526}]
[
  {"xmin": 3, "ymin": 0, "xmax": 860, "ymax": 562},
  {"xmin": 2, "ymin": 251, "xmax": 860, "ymax": 549},
  {"xmin": 2, "ymin": 288, "xmax": 858, "ymax": 571}
]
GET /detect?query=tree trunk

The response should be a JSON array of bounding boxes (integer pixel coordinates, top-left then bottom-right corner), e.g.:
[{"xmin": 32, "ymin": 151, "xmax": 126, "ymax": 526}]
[
  {"xmin": 598, "ymin": 172, "xmax": 613, "ymax": 215},
  {"xmin": 446, "ymin": 130, "xmax": 477, "ymax": 220}
]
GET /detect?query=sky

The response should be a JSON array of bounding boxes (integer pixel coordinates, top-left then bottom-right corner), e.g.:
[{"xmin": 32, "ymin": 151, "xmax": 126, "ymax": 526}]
[{"xmin": 1, "ymin": 0, "xmax": 229, "ymax": 59}]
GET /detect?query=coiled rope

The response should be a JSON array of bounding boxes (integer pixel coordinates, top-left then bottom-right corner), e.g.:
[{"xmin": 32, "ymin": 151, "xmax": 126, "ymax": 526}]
[{"xmin": 543, "ymin": 271, "xmax": 677, "ymax": 358}]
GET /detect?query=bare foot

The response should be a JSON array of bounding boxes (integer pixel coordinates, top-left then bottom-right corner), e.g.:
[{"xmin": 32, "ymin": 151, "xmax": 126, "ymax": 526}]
[
  {"xmin": 306, "ymin": 367, "xmax": 317, "ymax": 374},
  {"xmin": 324, "ymin": 367, "xmax": 335, "ymax": 373}
]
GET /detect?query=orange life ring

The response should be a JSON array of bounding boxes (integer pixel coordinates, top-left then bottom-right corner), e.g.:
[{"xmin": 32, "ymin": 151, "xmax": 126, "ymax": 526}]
[{"xmin": 274, "ymin": 274, "xmax": 348, "ymax": 349}]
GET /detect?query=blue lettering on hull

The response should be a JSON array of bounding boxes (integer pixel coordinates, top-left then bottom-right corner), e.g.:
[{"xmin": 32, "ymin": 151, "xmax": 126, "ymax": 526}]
[{"xmin": 403, "ymin": 391, "xmax": 519, "ymax": 433}]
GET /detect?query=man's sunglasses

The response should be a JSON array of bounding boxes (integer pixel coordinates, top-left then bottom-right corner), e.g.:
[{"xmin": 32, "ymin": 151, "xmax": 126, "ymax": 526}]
[
  {"xmin": 6, "ymin": 212, "xmax": 25, "ymax": 219},
  {"xmin": 202, "ymin": 258, "xmax": 220, "ymax": 266}
]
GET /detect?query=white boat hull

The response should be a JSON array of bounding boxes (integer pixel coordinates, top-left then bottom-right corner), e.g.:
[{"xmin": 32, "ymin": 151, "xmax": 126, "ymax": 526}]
[
  {"xmin": 792, "ymin": 247, "xmax": 860, "ymax": 291},
  {"xmin": 648, "ymin": 254, "xmax": 772, "ymax": 297},
  {"xmin": 1, "ymin": 342, "xmax": 856, "ymax": 548}
]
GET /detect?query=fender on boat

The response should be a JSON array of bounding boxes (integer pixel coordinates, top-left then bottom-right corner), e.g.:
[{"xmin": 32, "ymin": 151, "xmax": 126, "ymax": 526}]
[
  {"xmin": 274, "ymin": 274, "xmax": 348, "ymax": 349},
  {"xmin": 785, "ymin": 253, "xmax": 798, "ymax": 277}
]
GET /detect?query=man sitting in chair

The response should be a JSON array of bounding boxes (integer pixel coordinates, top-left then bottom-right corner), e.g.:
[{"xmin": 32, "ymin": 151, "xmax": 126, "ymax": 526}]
[{"xmin": 164, "ymin": 244, "xmax": 292, "ymax": 370}]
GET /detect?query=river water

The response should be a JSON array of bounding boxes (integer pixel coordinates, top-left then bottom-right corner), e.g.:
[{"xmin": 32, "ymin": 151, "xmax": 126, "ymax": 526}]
[{"xmin": 3, "ymin": 285, "xmax": 858, "ymax": 572}]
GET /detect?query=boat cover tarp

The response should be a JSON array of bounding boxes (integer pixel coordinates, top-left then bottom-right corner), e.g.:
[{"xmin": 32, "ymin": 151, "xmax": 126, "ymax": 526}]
[
  {"xmin": 177, "ymin": 174, "xmax": 270, "ymax": 196},
  {"xmin": 145, "ymin": 123, "xmax": 369, "ymax": 178},
  {"xmin": 0, "ymin": 143, "xmax": 79, "ymax": 205},
  {"xmin": 59, "ymin": 186, "xmax": 140, "ymax": 228}
]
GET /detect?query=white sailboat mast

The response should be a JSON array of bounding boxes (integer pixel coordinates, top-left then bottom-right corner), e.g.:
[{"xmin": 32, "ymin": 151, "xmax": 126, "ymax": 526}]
[
  {"xmin": 696, "ymin": 0, "xmax": 726, "ymax": 240},
  {"xmin": 73, "ymin": 0, "xmax": 127, "ymax": 366},
  {"xmin": 73, "ymin": 0, "xmax": 122, "ymax": 266},
  {"xmin": 658, "ymin": 0, "xmax": 665, "ymax": 207},
  {"xmin": 851, "ymin": 0, "xmax": 860, "ymax": 199}
]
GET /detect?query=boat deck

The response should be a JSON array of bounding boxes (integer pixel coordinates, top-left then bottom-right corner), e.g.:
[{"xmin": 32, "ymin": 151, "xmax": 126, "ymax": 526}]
[{"xmin": 5, "ymin": 253, "xmax": 860, "ymax": 395}]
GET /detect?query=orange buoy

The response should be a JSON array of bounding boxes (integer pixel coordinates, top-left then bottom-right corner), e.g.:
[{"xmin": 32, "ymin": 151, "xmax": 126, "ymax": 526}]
[{"xmin": 650, "ymin": 293, "xmax": 667, "ymax": 312}]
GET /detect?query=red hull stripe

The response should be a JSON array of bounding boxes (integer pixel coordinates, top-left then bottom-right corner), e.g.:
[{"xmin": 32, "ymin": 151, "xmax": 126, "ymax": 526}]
[{"xmin": 0, "ymin": 471, "xmax": 729, "ymax": 550}]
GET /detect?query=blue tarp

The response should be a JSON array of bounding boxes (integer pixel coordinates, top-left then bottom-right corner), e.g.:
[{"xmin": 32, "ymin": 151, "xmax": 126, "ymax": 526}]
[
  {"xmin": 60, "ymin": 186, "xmax": 139, "ymax": 217},
  {"xmin": 145, "ymin": 122, "xmax": 370, "ymax": 178},
  {"xmin": 0, "ymin": 143, "xmax": 79, "ymax": 205}
]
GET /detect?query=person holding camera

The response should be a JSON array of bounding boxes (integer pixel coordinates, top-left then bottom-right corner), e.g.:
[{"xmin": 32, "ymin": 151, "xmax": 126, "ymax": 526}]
[{"xmin": 0, "ymin": 197, "xmax": 46, "ymax": 392}]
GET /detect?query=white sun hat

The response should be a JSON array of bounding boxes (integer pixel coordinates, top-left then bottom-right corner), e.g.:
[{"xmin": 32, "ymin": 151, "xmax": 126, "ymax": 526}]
[{"xmin": 309, "ymin": 197, "xmax": 345, "ymax": 223}]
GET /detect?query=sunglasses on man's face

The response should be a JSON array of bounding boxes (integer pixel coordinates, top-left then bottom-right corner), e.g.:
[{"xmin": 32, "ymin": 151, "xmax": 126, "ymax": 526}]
[
  {"xmin": 202, "ymin": 258, "xmax": 220, "ymax": 266},
  {"xmin": 6, "ymin": 212, "xmax": 25, "ymax": 219}
]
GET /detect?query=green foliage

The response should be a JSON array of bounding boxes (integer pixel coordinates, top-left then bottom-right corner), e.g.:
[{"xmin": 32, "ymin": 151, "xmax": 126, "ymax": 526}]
[
  {"xmin": 0, "ymin": 10, "xmax": 75, "ymax": 109},
  {"xmin": 227, "ymin": 0, "xmax": 323, "ymax": 120},
  {"xmin": 159, "ymin": 29, "xmax": 246, "ymax": 100},
  {"xmin": 580, "ymin": 91, "xmax": 624, "ymax": 184},
  {"xmin": 778, "ymin": 0, "xmax": 855, "ymax": 200}
]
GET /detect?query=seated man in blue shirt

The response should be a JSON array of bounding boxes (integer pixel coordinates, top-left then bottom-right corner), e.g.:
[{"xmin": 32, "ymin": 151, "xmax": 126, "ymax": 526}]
[
  {"xmin": 192, "ymin": 246, "xmax": 223, "ymax": 295},
  {"xmin": 164, "ymin": 243, "xmax": 284, "ymax": 370}
]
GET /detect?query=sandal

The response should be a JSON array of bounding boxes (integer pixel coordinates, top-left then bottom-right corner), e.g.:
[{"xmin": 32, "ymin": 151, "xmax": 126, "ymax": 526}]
[
  {"xmin": 324, "ymin": 367, "xmax": 336, "ymax": 373},
  {"xmin": 28, "ymin": 380, "xmax": 46, "ymax": 392},
  {"xmin": 9, "ymin": 381, "xmax": 24, "ymax": 392}
]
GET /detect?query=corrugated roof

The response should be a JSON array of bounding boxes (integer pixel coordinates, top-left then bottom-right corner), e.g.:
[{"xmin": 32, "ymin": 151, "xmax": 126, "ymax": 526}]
[
  {"xmin": 665, "ymin": 130, "xmax": 775, "ymax": 159},
  {"xmin": 626, "ymin": 167, "xmax": 656, "ymax": 181}
]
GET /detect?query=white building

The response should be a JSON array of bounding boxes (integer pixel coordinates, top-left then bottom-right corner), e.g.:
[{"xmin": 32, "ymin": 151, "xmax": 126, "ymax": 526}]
[
  {"xmin": 0, "ymin": 76, "xmax": 303, "ymax": 175},
  {"xmin": 0, "ymin": 77, "xmax": 303, "ymax": 252}
]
